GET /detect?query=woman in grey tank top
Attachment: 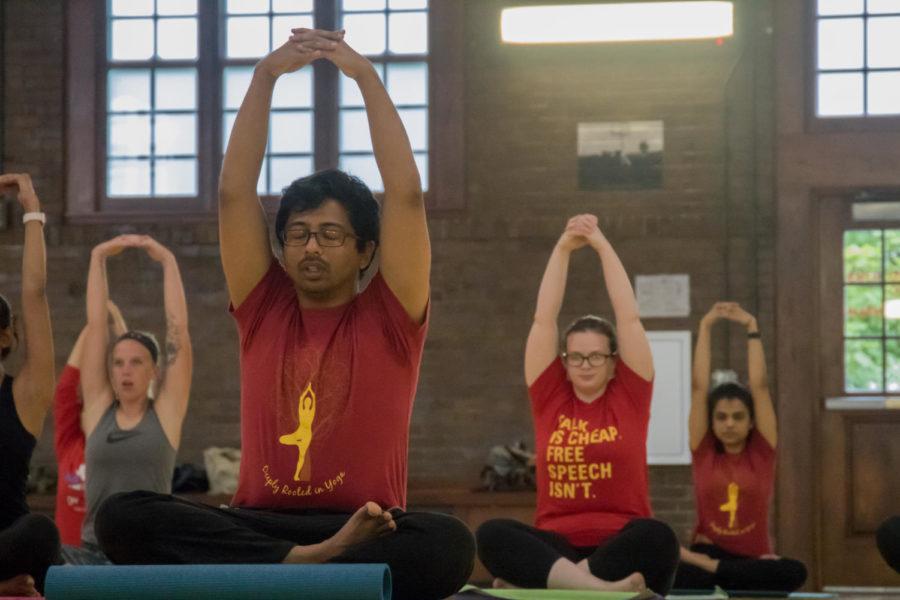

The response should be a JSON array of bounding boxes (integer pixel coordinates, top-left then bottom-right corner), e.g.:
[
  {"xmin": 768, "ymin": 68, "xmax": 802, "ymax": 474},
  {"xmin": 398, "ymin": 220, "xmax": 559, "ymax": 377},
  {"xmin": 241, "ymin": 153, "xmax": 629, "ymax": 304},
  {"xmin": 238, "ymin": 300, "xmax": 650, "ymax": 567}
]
[{"xmin": 75, "ymin": 235, "xmax": 192, "ymax": 559}]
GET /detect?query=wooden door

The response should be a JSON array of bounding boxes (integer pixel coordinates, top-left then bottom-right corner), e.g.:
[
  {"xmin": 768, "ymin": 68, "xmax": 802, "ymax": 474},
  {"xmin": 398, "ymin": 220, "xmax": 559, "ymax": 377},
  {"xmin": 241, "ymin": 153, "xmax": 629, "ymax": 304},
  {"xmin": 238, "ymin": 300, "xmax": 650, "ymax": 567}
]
[{"xmin": 817, "ymin": 196, "xmax": 900, "ymax": 586}]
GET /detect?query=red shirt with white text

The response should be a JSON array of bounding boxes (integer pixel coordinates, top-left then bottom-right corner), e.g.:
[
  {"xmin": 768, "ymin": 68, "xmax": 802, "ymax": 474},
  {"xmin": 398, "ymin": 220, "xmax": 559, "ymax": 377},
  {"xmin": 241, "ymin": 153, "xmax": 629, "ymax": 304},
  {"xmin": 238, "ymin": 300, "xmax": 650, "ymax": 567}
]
[{"xmin": 54, "ymin": 365, "xmax": 86, "ymax": 546}]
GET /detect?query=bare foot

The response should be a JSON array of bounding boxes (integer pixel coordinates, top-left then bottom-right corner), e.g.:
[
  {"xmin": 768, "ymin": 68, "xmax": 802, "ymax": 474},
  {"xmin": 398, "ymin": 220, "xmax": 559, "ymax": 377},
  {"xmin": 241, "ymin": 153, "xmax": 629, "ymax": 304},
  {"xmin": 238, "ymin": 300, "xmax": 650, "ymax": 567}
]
[
  {"xmin": 493, "ymin": 577, "xmax": 520, "ymax": 589},
  {"xmin": 573, "ymin": 559, "xmax": 645, "ymax": 592},
  {"xmin": 0, "ymin": 574, "xmax": 38, "ymax": 596},
  {"xmin": 283, "ymin": 501, "xmax": 396, "ymax": 564},
  {"xmin": 616, "ymin": 572, "xmax": 646, "ymax": 593}
]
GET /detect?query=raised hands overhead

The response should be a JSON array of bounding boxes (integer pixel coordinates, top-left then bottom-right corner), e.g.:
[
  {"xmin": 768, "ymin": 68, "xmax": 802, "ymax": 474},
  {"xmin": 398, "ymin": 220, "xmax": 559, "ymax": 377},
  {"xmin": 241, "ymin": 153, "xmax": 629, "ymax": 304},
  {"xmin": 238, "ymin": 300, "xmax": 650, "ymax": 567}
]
[
  {"xmin": 81, "ymin": 236, "xmax": 192, "ymax": 448},
  {"xmin": 525, "ymin": 217, "xmax": 589, "ymax": 385},
  {"xmin": 0, "ymin": 173, "xmax": 54, "ymax": 437},
  {"xmin": 289, "ymin": 27, "xmax": 371, "ymax": 79},
  {"xmin": 291, "ymin": 27, "xmax": 428, "ymax": 321},
  {"xmin": 690, "ymin": 303, "xmax": 728, "ymax": 449},
  {"xmin": 690, "ymin": 302, "xmax": 775, "ymax": 451},
  {"xmin": 584, "ymin": 216, "xmax": 653, "ymax": 381},
  {"xmin": 259, "ymin": 28, "xmax": 344, "ymax": 78},
  {"xmin": 0, "ymin": 173, "xmax": 41, "ymax": 213},
  {"xmin": 135, "ymin": 235, "xmax": 175, "ymax": 264},
  {"xmin": 220, "ymin": 28, "xmax": 345, "ymax": 309},
  {"xmin": 81, "ymin": 235, "xmax": 146, "ymax": 435},
  {"xmin": 526, "ymin": 213, "xmax": 655, "ymax": 384},
  {"xmin": 557, "ymin": 214, "xmax": 595, "ymax": 253}
]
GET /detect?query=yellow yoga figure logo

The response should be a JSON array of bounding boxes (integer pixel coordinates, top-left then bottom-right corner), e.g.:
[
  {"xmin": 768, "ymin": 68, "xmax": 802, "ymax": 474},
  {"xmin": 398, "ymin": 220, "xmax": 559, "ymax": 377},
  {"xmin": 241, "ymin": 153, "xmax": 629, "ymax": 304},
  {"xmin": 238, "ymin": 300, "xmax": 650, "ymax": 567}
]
[
  {"xmin": 279, "ymin": 382, "xmax": 316, "ymax": 482},
  {"xmin": 719, "ymin": 481, "xmax": 739, "ymax": 528}
]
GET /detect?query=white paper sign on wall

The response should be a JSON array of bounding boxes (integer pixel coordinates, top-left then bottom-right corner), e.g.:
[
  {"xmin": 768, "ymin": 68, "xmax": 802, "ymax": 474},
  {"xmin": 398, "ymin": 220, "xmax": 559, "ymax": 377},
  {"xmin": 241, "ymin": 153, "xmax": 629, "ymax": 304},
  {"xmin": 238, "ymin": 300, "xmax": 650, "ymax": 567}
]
[{"xmin": 636, "ymin": 274, "xmax": 690, "ymax": 318}]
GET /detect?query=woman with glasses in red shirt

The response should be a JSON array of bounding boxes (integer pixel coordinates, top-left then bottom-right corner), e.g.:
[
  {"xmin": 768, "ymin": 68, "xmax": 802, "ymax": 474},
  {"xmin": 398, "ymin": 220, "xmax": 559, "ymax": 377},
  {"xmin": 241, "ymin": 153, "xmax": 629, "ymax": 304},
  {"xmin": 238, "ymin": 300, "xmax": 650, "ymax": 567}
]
[{"xmin": 476, "ymin": 214, "xmax": 679, "ymax": 594}]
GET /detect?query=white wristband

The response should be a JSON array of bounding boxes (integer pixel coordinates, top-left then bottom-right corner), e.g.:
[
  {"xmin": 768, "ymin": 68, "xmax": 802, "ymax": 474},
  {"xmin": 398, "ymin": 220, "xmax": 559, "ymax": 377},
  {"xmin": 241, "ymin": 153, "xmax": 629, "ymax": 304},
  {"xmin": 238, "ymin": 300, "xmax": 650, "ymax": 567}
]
[{"xmin": 22, "ymin": 212, "xmax": 46, "ymax": 225}]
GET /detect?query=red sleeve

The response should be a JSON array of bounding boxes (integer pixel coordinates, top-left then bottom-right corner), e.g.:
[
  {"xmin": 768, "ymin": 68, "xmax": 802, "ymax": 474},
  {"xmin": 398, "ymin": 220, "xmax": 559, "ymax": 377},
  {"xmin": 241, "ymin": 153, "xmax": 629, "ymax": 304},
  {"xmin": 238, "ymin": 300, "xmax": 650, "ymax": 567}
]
[
  {"xmin": 692, "ymin": 430, "xmax": 717, "ymax": 458},
  {"xmin": 529, "ymin": 359, "xmax": 569, "ymax": 408},
  {"xmin": 613, "ymin": 359, "xmax": 653, "ymax": 413},
  {"xmin": 54, "ymin": 365, "xmax": 84, "ymax": 458},
  {"xmin": 229, "ymin": 261, "xmax": 295, "ymax": 348},
  {"xmin": 359, "ymin": 273, "xmax": 429, "ymax": 360},
  {"xmin": 747, "ymin": 429, "xmax": 776, "ymax": 463}
]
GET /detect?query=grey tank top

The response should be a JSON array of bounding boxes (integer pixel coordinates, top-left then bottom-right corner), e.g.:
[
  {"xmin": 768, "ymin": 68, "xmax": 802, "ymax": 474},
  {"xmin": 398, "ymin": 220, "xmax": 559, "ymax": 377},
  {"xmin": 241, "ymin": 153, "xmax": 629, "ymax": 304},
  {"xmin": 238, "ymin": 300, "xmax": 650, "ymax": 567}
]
[{"xmin": 82, "ymin": 402, "xmax": 176, "ymax": 545}]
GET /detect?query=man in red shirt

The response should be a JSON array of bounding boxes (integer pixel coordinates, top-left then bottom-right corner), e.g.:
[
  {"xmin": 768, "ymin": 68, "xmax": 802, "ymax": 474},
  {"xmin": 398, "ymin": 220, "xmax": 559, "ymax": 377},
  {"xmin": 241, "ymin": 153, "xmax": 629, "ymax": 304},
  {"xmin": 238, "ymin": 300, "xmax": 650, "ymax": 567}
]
[{"xmin": 94, "ymin": 29, "xmax": 474, "ymax": 600}]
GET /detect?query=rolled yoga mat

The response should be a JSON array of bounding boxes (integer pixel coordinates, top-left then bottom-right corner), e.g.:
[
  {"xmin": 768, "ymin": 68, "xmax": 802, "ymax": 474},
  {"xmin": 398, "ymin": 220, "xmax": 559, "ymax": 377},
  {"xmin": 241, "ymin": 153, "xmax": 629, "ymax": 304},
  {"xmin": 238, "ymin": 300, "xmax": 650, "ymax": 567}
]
[{"xmin": 44, "ymin": 563, "xmax": 391, "ymax": 600}]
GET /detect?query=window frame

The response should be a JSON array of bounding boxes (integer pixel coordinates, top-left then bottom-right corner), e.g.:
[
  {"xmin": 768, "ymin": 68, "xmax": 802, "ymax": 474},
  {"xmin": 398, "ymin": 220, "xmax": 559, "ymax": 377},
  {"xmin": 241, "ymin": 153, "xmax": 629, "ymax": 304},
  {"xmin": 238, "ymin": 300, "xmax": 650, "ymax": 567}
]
[
  {"xmin": 819, "ymin": 190, "xmax": 900, "ymax": 399},
  {"xmin": 841, "ymin": 226, "xmax": 900, "ymax": 394},
  {"xmin": 66, "ymin": 0, "xmax": 464, "ymax": 223},
  {"xmin": 807, "ymin": 0, "xmax": 900, "ymax": 133}
]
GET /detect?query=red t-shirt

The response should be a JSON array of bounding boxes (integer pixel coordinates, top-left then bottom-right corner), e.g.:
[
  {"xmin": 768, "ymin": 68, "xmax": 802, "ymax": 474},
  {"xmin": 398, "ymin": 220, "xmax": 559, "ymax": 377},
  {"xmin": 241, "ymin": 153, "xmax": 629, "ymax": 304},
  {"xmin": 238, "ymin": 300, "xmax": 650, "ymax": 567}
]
[
  {"xmin": 531, "ymin": 359, "xmax": 654, "ymax": 547},
  {"xmin": 53, "ymin": 364, "xmax": 86, "ymax": 546},
  {"xmin": 230, "ymin": 262, "xmax": 427, "ymax": 512},
  {"xmin": 692, "ymin": 430, "xmax": 775, "ymax": 557}
]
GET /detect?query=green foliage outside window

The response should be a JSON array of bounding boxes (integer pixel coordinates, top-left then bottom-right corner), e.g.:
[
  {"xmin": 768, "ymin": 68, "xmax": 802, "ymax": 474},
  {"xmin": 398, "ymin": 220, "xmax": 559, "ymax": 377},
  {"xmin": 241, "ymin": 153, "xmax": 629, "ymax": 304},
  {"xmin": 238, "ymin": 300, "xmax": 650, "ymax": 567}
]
[{"xmin": 843, "ymin": 229, "xmax": 900, "ymax": 392}]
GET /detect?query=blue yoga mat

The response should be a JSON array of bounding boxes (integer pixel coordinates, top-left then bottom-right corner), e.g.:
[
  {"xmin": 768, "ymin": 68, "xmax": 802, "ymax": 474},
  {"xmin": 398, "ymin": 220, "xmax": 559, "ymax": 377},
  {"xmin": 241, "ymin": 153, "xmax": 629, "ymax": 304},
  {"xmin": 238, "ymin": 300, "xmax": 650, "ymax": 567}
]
[{"xmin": 44, "ymin": 563, "xmax": 391, "ymax": 600}]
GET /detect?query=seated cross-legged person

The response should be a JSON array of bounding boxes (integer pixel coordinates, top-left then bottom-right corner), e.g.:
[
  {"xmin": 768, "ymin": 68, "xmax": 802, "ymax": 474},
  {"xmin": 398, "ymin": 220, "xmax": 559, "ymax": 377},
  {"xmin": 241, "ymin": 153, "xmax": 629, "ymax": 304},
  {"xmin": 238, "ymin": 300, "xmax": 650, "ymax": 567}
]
[
  {"xmin": 674, "ymin": 302, "xmax": 807, "ymax": 592},
  {"xmin": 476, "ymin": 215, "xmax": 679, "ymax": 594},
  {"xmin": 0, "ymin": 173, "xmax": 60, "ymax": 597},
  {"xmin": 877, "ymin": 516, "xmax": 900, "ymax": 574},
  {"xmin": 68, "ymin": 234, "xmax": 193, "ymax": 563},
  {"xmin": 94, "ymin": 29, "xmax": 474, "ymax": 600}
]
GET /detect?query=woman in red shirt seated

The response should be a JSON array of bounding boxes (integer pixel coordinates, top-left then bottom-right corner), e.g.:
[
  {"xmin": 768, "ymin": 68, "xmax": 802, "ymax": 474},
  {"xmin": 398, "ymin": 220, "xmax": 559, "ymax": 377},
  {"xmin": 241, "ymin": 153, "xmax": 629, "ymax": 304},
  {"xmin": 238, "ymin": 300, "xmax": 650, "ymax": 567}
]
[
  {"xmin": 476, "ymin": 214, "xmax": 679, "ymax": 594},
  {"xmin": 53, "ymin": 300, "xmax": 128, "ymax": 547},
  {"xmin": 675, "ymin": 302, "xmax": 807, "ymax": 592}
]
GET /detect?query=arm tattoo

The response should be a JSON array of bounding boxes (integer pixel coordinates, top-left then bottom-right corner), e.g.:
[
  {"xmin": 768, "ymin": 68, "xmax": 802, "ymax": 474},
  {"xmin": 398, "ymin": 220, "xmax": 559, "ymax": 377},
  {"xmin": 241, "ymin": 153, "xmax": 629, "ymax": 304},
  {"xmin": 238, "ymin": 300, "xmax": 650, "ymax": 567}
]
[{"xmin": 165, "ymin": 314, "xmax": 181, "ymax": 367}]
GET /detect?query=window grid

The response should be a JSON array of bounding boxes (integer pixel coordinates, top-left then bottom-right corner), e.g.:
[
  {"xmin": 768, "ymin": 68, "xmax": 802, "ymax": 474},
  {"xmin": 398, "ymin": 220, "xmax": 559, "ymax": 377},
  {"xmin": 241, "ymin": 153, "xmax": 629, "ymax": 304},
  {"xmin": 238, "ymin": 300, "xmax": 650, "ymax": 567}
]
[
  {"xmin": 106, "ymin": 1, "xmax": 200, "ymax": 197},
  {"xmin": 816, "ymin": 0, "xmax": 900, "ymax": 117},
  {"xmin": 107, "ymin": 69, "xmax": 200, "ymax": 196},
  {"xmin": 104, "ymin": 0, "xmax": 199, "ymax": 198},
  {"xmin": 338, "ymin": 0, "xmax": 428, "ymax": 191},
  {"xmin": 222, "ymin": 2, "xmax": 316, "ymax": 195},
  {"xmin": 843, "ymin": 228, "xmax": 900, "ymax": 392},
  {"xmin": 101, "ymin": 0, "xmax": 430, "ymax": 204}
]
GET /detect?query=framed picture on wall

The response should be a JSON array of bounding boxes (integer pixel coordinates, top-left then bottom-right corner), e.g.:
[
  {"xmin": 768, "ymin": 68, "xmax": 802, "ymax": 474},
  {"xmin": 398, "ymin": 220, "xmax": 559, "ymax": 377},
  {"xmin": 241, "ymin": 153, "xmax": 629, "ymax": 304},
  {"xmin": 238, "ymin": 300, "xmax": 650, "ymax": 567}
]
[{"xmin": 577, "ymin": 120, "xmax": 664, "ymax": 190}]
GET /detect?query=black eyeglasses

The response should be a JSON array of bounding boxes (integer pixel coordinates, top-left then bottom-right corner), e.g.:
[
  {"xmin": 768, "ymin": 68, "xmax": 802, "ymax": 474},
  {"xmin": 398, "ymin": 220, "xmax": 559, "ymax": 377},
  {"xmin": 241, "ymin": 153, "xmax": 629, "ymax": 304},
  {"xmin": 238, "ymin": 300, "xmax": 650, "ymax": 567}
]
[
  {"xmin": 562, "ymin": 351, "xmax": 614, "ymax": 367},
  {"xmin": 283, "ymin": 226, "xmax": 357, "ymax": 248}
]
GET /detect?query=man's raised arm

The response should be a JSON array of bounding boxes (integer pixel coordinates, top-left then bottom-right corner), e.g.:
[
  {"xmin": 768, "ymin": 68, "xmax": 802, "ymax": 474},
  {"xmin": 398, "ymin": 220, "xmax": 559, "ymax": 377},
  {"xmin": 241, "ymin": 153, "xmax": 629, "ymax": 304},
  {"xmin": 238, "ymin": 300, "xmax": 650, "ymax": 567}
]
[
  {"xmin": 307, "ymin": 29, "xmax": 429, "ymax": 322},
  {"xmin": 219, "ymin": 34, "xmax": 340, "ymax": 307}
]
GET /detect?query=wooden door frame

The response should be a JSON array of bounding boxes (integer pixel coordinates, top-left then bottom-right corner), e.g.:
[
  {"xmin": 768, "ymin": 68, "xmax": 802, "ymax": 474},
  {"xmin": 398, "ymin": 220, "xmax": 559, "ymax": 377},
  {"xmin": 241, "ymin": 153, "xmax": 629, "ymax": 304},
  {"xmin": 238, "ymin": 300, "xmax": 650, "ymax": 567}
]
[
  {"xmin": 778, "ymin": 189, "xmax": 900, "ymax": 588},
  {"xmin": 775, "ymin": 184, "xmax": 821, "ymax": 588}
]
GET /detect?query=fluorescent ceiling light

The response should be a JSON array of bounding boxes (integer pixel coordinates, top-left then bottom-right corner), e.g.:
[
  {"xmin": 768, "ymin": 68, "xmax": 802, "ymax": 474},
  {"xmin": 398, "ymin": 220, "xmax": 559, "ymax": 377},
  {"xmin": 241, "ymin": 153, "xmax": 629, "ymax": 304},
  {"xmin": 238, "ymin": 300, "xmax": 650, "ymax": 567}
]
[{"xmin": 501, "ymin": 2, "xmax": 734, "ymax": 44}]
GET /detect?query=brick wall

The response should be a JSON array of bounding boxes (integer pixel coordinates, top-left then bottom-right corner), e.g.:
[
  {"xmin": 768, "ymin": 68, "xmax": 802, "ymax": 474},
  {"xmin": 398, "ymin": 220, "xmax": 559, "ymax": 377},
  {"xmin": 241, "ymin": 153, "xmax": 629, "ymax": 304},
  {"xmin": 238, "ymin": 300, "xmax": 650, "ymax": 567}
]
[{"xmin": 2, "ymin": 0, "xmax": 775, "ymax": 544}]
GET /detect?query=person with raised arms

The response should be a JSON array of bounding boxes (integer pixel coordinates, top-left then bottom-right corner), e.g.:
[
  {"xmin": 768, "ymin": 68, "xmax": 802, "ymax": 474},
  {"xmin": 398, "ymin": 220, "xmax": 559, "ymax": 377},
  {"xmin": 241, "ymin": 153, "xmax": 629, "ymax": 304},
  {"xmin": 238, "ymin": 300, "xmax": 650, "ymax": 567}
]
[
  {"xmin": 94, "ymin": 28, "xmax": 474, "ymax": 600},
  {"xmin": 0, "ymin": 173, "xmax": 60, "ymax": 596},
  {"xmin": 72, "ymin": 234, "xmax": 192, "ymax": 563},
  {"xmin": 674, "ymin": 302, "xmax": 806, "ymax": 592},
  {"xmin": 476, "ymin": 215, "xmax": 679, "ymax": 594}
]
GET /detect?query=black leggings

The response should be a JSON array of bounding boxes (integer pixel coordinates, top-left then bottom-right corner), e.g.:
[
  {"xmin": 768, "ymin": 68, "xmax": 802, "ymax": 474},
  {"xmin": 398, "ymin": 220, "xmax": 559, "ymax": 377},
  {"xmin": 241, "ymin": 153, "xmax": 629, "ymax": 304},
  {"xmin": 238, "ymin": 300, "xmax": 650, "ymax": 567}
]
[
  {"xmin": 877, "ymin": 515, "xmax": 900, "ymax": 574},
  {"xmin": 0, "ymin": 513, "xmax": 62, "ymax": 593},
  {"xmin": 95, "ymin": 491, "xmax": 475, "ymax": 600},
  {"xmin": 673, "ymin": 543, "xmax": 807, "ymax": 592},
  {"xmin": 476, "ymin": 518, "xmax": 680, "ymax": 594}
]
